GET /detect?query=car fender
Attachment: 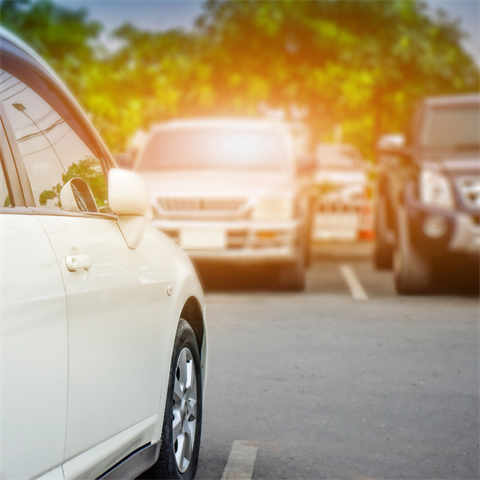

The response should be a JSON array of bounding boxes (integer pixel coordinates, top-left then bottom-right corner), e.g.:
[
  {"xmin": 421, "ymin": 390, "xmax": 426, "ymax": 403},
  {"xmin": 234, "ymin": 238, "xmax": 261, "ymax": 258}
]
[{"xmin": 145, "ymin": 223, "xmax": 206, "ymax": 444}]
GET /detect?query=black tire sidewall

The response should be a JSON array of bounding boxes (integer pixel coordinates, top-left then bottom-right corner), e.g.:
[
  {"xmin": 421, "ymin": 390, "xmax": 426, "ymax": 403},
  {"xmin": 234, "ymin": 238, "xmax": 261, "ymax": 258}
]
[
  {"xmin": 394, "ymin": 209, "xmax": 431, "ymax": 294},
  {"xmin": 162, "ymin": 320, "xmax": 203, "ymax": 479},
  {"xmin": 278, "ymin": 234, "xmax": 306, "ymax": 291},
  {"xmin": 374, "ymin": 197, "xmax": 393, "ymax": 269}
]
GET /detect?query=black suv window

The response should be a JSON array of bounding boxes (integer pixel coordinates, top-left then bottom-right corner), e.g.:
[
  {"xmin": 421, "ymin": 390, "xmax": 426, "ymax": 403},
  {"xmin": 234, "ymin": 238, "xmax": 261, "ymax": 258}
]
[
  {"xmin": 0, "ymin": 69, "xmax": 107, "ymax": 210},
  {"xmin": 421, "ymin": 105, "xmax": 480, "ymax": 151}
]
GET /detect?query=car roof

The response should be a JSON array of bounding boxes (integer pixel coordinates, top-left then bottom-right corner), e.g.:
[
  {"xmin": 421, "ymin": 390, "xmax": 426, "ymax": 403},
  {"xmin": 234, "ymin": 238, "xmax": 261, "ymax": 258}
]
[
  {"xmin": 424, "ymin": 93, "xmax": 480, "ymax": 107},
  {"xmin": 148, "ymin": 118, "xmax": 289, "ymax": 132}
]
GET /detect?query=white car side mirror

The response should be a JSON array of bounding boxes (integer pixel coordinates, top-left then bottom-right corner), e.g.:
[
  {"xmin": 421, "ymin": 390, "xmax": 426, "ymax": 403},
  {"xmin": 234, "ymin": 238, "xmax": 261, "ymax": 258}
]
[{"xmin": 108, "ymin": 168, "xmax": 150, "ymax": 216}]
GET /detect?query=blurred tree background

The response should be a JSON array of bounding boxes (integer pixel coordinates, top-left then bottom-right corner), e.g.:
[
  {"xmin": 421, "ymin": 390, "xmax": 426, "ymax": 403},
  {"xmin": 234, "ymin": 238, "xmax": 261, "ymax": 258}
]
[{"xmin": 1, "ymin": 0, "xmax": 478, "ymax": 157}]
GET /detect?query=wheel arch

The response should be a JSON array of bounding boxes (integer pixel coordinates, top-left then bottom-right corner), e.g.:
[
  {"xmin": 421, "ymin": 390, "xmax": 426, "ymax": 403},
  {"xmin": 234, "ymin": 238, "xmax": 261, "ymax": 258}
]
[{"xmin": 180, "ymin": 295, "xmax": 205, "ymax": 355}]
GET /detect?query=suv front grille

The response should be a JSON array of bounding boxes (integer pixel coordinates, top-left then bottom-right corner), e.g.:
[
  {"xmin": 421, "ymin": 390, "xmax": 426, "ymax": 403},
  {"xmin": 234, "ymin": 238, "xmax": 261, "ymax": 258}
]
[
  {"xmin": 156, "ymin": 196, "xmax": 248, "ymax": 217},
  {"xmin": 456, "ymin": 177, "xmax": 480, "ymax": 209}
]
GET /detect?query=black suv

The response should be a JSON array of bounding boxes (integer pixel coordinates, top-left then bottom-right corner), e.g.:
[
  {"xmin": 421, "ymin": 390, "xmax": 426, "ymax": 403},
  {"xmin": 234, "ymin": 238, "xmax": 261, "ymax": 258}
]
[{"xmin": 374, "ymin": 94, "xmax": 480, "ymax": 294}]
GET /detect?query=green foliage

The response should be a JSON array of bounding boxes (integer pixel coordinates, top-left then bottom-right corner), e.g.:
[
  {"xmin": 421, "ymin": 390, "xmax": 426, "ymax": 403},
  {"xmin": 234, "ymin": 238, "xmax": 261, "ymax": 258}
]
[
  {"xmin": 39, "ymin": 183, "xmax": 62, "ymax": 207},
  {"xmin": 0, "ymin": 0, "xmax": 102, "ymax": 81},
  {"xmin": 77, "ymin": 24, "xmax": 200, "ymax": 149},
  {"xmin": 196, "ymin": 0, "xmax": 479, "ymax": 156},
  {"xmin": 2, "ymin": 0, "xmax": 478, "ymax": 158}
]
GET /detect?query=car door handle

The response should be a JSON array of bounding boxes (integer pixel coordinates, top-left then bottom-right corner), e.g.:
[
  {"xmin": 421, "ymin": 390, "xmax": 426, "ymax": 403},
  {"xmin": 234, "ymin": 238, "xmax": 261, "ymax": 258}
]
[{"xmin": 65, "ymin": 255, "xmax": 92, "ymax": 272}]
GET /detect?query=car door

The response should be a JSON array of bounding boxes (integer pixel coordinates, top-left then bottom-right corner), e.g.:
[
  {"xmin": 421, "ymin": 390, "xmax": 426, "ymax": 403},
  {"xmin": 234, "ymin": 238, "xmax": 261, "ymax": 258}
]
[
  {"xmin": 0, "ymin": 69, "xmax": 169, "ymax": 478},
  {"xmin": 0, "ymin": 111, "xmax": 67, "ymax": 480}
]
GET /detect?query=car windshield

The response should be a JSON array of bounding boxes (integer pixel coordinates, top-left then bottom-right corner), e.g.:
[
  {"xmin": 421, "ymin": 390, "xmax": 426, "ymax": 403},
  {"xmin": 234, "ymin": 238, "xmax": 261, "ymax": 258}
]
[
  {"xmin": 421, "ymin": 105, "xmax": 480, "ymax": 151},
  {"xmin": 316, "ymin": 146, "xmax": 362, "ymax": 170},
  {"xmin": 136, "ymin": 127, "xmax": 288, "ymax": 171}
]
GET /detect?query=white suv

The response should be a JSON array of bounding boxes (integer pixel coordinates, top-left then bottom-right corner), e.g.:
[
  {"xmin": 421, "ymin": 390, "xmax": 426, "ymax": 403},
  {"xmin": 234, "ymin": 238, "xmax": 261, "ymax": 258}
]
[
  {"xmin": 134, "ymin": 119, "xmax": 312, "ymax": 291},
  {"xmin": 0, "ymin": 28, "xmax": 206, "ymax": 480}
]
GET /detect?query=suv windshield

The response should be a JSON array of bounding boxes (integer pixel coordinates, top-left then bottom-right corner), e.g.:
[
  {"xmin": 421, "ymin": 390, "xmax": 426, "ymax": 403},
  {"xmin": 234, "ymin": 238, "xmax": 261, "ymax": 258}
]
[
  {"xmin": 136, "ymin": 127, "xmax": 288, "ymax": 171},
  {"xmin": 421, "ymin": 106, "xmax": 480, "ymax": 151}
]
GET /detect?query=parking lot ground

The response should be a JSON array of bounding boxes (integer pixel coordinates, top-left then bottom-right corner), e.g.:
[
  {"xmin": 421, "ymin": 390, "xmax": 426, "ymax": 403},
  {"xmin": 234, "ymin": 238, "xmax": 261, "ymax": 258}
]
[{"xmin": 195, "ymin": 242, "xmax": 479, "ymax": 480}]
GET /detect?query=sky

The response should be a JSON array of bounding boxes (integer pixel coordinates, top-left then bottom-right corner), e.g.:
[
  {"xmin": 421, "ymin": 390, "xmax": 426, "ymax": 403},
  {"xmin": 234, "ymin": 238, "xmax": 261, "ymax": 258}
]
[{"xmin": 56, "ymin": 0, "xmax": 479, "ymax": 65}]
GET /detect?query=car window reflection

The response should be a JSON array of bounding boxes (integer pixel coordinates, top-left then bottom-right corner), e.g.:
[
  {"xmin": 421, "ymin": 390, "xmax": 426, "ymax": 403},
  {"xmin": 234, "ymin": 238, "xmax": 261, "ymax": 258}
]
[{"xmin": 0, "ymin": 69, "xmax": 107, "ymax": 210}]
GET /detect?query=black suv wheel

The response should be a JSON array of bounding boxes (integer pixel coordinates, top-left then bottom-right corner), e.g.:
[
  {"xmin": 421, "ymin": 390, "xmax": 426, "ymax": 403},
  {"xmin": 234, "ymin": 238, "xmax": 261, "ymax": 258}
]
[
  {"xmin": 394, "ymin": 208, "xmax": 431, "ymax": 294},
  {"xmin": 374, "ymin": 197, "xmax": 393, "ymax": 270}
]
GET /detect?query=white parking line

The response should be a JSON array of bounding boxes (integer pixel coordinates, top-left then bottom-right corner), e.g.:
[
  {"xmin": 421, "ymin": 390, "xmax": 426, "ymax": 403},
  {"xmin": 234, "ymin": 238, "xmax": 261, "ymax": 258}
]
[
  {"xmin": 221, "ymin": 440, "xmax": 258, "ymax": 480},
  {"xmin": 339, "ymin": 264, "xmax": 368, "ymax": 300}
]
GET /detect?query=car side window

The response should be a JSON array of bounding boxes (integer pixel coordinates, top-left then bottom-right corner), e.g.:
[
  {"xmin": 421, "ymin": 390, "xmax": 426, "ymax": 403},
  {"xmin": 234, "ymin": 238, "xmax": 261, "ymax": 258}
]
[
  {"xmin": 0, "ymin": 69, "xmax": 107, "ymax": 211},
  {"xmin": 0, "ymin": 161, "xmax": 10, "ymax": 207}
]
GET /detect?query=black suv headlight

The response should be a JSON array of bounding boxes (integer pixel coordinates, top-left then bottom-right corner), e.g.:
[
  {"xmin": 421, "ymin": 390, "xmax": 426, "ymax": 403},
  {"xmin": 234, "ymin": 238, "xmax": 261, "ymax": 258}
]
[{"xmin": 419, "ymin": 170, "xmax": 454, "ymax": 209}]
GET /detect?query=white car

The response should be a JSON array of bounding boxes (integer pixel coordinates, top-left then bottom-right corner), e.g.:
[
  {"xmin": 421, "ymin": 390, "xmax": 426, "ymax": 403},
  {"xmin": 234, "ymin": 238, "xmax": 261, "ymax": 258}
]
[
  {"xmin": 312, "ymin": 144, "xmax": 373, "ymax": 241},
  {"xmin": 0, "ymin": 28, "xmax": 206, "ymax": 480},
  {"xmin": 133, "ymin": 119, "xmax": 312, "ymax": 291}
]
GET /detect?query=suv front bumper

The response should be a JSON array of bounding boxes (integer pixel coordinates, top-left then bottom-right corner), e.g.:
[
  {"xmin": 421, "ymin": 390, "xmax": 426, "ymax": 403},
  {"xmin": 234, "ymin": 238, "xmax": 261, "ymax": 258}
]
[
  {"xmin": 405, "ymin": 187, "xmax": 480, "ymax": 257},
  {"xmin": 152, "ymin": 219, "xmax": 302, "ymax": 263}
]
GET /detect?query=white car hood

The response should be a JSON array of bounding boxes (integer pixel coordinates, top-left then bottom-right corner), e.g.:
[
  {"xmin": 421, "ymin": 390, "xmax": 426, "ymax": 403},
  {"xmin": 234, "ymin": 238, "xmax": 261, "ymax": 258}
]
[{"xmin": 137, "ymin": 170, "xmax": 296, "ymax": 197}]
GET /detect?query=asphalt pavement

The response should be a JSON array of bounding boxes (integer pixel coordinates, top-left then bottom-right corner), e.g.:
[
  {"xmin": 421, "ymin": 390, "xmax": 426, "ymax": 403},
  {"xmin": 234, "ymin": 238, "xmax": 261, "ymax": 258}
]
[{"xmin": 195, "ymin": 242, "xmax": 479, "ymax": 480}]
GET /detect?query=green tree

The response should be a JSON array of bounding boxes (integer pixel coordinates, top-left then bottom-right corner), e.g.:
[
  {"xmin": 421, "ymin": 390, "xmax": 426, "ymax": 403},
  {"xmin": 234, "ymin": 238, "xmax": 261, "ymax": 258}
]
[
  {"xmin": 0, "ymin": 0, "xmax": 102, "ymax": 85},
  {"xmin": 2, "ymin": 0, "xmax": 478, "ymax": 157},
  {"xmin": 77, "ymin": 24, "xmax": 200, "ymax": 149},
  {"xmin": 194, "ymin": 0, "xmax": 479, "ymax": 155}
]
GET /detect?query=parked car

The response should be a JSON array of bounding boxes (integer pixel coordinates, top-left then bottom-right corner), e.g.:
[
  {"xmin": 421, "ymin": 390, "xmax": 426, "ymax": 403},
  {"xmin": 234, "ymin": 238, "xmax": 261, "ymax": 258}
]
[
  {"xmin": 0, "ymin": 27, "xmax": 206, "ymax": 480},
  {"xmin": 133, "ymin": 118, "xmax": 313, "ymax": 291},
  {"xmin": 312, "ymin": 143, "xmax": 373, "ymax": 241},
  {"xmin": 375, "ymin": 93, "xmax": 480, "ymax": 294}
]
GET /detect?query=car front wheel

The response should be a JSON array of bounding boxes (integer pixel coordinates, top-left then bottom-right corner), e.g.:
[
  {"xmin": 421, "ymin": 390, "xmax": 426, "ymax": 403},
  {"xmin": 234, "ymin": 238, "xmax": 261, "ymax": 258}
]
[
  {"xmin": 146, "ymin": 319, "xmax": 203, "ymax": 479},
  {"xmin": 278, "ymin": 235, "xmax": 306, "ymax": 291}
]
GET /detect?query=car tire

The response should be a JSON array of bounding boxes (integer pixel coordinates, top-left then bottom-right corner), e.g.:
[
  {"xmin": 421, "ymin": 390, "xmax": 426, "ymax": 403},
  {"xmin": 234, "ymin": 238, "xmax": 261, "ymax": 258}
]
[
  {"xmin": 146, "ymin": 319, "xmax": 203, "ymax": 480},
  {"xmin": 393, "ymin": 208, "xmax": 431, "ymax": 295},
  {"xmin": 278, "ymin": 236, "xmax": 306, "ymax": 291},
  {"xmin": 374, "ymin": 197, "xmax": 393, "ymax": 270}
]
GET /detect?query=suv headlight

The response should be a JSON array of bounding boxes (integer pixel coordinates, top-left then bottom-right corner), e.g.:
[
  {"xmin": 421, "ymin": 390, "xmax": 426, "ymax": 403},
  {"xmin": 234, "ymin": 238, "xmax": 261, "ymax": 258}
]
[
  {"xmin": 253, "ymin": 196, "xmax": 294, "ymax": 220},
  {"xmin": 420, "ymin": 170, "xmax": 454, "ymax": 209}
]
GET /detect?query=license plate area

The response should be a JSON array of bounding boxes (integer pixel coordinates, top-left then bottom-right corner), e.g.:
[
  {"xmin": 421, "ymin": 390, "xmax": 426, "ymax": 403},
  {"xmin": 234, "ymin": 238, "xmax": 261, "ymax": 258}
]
[{"xmin": 180, "ymin": 229, "xmax": 226, "ymax": 249}]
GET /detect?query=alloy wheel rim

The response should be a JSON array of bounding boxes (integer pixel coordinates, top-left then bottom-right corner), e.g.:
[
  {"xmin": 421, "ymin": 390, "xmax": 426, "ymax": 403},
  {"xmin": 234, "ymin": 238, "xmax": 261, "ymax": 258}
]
[{"xmin": 172, "ymin": 347, "xmax": 197, "ymax": 473}]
